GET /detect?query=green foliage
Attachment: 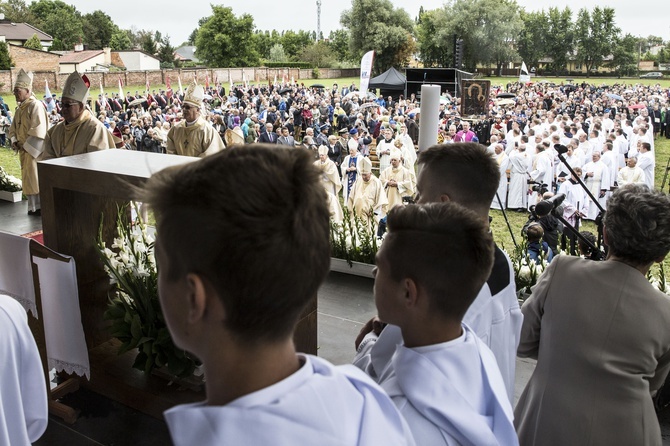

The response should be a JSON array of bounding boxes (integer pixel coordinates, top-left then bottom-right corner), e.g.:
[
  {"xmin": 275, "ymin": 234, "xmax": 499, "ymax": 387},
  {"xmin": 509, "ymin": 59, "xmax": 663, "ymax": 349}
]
[
  {"xmin": 156, "ymin": 34, "xmax": 176, "ymax": 66},
  {"xmin": 195, "ymin": 6, "xmax": 259, "ymax": 67},
  {"xmin": 279, "ymin": 30, "xmax": 314, "ymax": 59},
  {"xmin": 327, "ymin": 29, "xmax": 353, "ymax": 63},
  {"xmin": 109, "ymin": 29, "xmax": 133, "ymax": 51},
  {"xmin": 340, "ymin": 0, "xmax": 415, "ymax": 74},
  {"xmin": 574, "ymin": 6, "xmax": 620, "ymax": 76},
  {"xmin": 0, "ymin": 0, "xmax": 37, "ymax": 24},
  {"xmin": 416, "ymin": 8, "xmax": 450, "ymax": 67},
  {"xmin": 330, "ymin": 207, "xmax": 379, "ymax": 266},
  {"xmin": 518, "ymin": 10, "xmax": 547, "ymax": 69},
  {"xmin": 263, "ymin": 61, "xmax": 312, "ymax": 68},
  {"xmin": 137, "ymin": 30, "xmax": 158, "ymax": 55},
  {"xmin": 97, "ymin": 206, "xmax": 199, "ymax": 378},
  {"xmin": 81, "ymin": 10, "xmax": 117, "ymax": 50},
  {"xmin": 299, "ymin": 41, "xmax": 337, "ymax": 68},
  {"xmin": 545, "ymin": 7, "xmax": 574, "ymax": 74},
  {"xmin": 29, "ymin": 0, "xmax": 83, "ymax": 51},
  {"xmin": 268, "ymin": 43, "xmax": 287, "ymax": 63},
  {"xmin": 0, "ymin": 41, "xmax": 12, "ymax": 70},
  {"xmin": 253, "ymin": 29, "xmax": 281, "ymax": 59},
  {"xmin": 608, "ymin": 34, "xmax": 638, "ymax": 77},
  {"xmin": 23, "ymin": 33, "xmax": 43, "ymax": 51}
]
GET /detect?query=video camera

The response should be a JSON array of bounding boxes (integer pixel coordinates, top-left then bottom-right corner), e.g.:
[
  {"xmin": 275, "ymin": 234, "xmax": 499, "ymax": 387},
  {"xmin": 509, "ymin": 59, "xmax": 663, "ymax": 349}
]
[{"xmin": 527, "ymin": 180, "xmax": 549, "ymax": 195}]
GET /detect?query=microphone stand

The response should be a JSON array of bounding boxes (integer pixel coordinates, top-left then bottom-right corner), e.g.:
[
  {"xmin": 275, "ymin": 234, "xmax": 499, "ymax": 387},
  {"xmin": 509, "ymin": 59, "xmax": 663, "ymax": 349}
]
[
  {"xmin": 552, "ymin": 210, "xmax": 604, "ymax": 260},
  {"xmin": 494, "ymin": 192, "xmax": 518, "ymax": 248},
  {"xmin": 555, "ymin": 145, "xmax": 606, "ymax": 250}
]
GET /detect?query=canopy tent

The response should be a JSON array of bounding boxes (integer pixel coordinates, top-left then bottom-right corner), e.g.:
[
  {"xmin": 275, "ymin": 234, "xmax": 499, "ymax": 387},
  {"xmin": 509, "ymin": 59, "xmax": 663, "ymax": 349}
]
[{"xmin": 368, "ymin": 67, "xmax": 406, "ymax": 97}]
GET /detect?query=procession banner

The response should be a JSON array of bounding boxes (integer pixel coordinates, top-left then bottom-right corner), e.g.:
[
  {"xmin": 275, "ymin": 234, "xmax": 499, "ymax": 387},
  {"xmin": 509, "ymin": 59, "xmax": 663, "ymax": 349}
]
[
  {"xmin": 519, "ymin": 61, "xmax": 531, "ymax": 83},
  {"xmin": 360, "ymin": 50, "xmax": 375, "ymax": 94}
]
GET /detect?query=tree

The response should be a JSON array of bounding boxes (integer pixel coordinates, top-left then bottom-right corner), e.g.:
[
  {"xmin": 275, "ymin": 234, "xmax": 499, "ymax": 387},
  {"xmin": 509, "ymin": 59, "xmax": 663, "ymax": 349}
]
[
  {"xmin": 608, "ymin": 33, "xmax": 638, "ymax": 77},
  {"xmin": 195, "ymin": 6, "xmax": 259, "ymax": 67},
  {"xmin": 340, "ymin": 0, "xmax": 415, "ymax": 73},
  {"xmin": 23, "ymin": 33, "xmax": 43, "ymax": 51},
  {"xmin": 268, "ymin": 43, "xmax": 287, "ymax": 63},
  {"xmin": 416, "ymin": 8, "xmax": 451, "ymax": 67},
  {"xmin": 0, "ymin": 0, "xmax": 37, "ymax": 24},
  {"xmin": 280, "ymin": 30, "xmax": 314, "ymax": 59},
  {"xmin": 137, "ymin": 30, "xmax": 158, "ymax": 55},
  {"xmin": 29, "ymin": 0, "xmax": 83, "ymax": 51},
  {"xmin": 110, "ymin": 29, "xmax": 133, "ymax": 51},
  {"xmin": 574, "ymin": 7, "xmax": 620, "ymax": 76},
  {"xmin": 327, "ymin": 29, "xmax": 352, "ymax": 63},
  {"xmin": 518, "ymin": 10, "xmax": 548, "ymax": 70},
  {"xmin": 544, "ymin": 7, "xmax": 574, "ymax": 74},
  {"xmin": 82, "ymin": 10, "xmax": 117, "ymax": 49},
  {"xmin": 0, "ymin": 42, "xmax": 12, "ymax": 70},
  {"xmin": 253, "ymin": 30, "xmax": 280, "ymax": 59},
  {"xmin": 156, "ymin": 34, "xmax": 176, "ymax": 67},
  {"xmin": 299, "ymin": 41, "xmax": 337, "ymax": 67}
]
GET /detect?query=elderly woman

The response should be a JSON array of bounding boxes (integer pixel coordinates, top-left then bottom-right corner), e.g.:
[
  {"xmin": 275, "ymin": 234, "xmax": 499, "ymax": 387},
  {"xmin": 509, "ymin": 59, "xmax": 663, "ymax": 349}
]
[
  {"xmin": 515, "ymin": 184, "xmax": 670, "ymax": 446},
  {"xmin": 314, "ymin": 145, "xmax": 343, "ymax": 223}
]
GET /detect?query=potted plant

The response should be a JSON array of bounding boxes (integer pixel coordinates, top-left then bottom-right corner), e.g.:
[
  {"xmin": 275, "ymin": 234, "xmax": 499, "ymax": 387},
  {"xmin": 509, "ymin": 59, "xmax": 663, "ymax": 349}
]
[
  {"xmin": 0, "ymin": 166, "xmax": 23, "ymax": 202},
  {"xmin": 329, "ymin": 207, "xmax": 379, "ymax": 277}
]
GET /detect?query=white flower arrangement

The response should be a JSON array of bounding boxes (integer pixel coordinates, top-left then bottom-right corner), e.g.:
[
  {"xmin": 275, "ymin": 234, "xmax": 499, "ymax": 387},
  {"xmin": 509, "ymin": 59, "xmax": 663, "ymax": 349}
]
[
  {"xmin": 330, "ymin": 207, "xmax": 379, "ymax": 266},
  {"xmin": 0, "ymin": 166, "xmax": 22, "ymax": 192},
  {"xmin": 97, "ymin": 206, "xmax": 198, "ymax": 378}
]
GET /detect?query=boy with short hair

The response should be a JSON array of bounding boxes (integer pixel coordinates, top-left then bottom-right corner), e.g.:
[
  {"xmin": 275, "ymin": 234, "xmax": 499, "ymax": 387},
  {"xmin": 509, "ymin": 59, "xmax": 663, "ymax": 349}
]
[
  {"xmin": 144, "ymin": 145, "xmax": 415, "ymax": 446},
  {"xmin": 370, "ymin": 202, "xmax": 518, "ymax": 445}
]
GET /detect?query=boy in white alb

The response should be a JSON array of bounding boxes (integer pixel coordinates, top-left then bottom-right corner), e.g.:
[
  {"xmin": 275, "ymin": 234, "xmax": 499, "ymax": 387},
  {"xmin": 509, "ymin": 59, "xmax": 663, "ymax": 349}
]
[
  {"xmin": 144, "ymin": 145, "xmax": 415, "ymax": 446},
  {"xmin": 359, "ymin": 202, "xmax": 518, "ymax": 445}
]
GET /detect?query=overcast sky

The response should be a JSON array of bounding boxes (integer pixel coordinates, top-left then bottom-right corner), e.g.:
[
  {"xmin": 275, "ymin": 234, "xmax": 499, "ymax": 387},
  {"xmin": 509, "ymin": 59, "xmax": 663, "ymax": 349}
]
[{"xmin": 62, "ymin": 0, "xmax": 669, "ymax": 48}]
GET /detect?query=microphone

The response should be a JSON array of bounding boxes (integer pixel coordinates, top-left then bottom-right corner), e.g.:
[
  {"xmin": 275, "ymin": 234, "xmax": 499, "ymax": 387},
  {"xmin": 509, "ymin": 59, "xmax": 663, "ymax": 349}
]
[{"xmin": 554, "ymin": 144, "xmax": 569, "ymax": 155}]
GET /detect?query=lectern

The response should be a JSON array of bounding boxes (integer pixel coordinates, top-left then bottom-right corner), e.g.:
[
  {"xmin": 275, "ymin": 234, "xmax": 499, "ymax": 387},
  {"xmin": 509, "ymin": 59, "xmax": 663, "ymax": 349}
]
[{"xmin": 38, "ymin": 150, "xmax": 318, "ymax": 418}]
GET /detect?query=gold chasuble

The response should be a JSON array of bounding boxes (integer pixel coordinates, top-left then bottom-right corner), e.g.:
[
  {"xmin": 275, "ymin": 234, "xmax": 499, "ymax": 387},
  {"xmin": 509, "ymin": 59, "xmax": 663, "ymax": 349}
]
[
  {"xmin": 166, "ymin": 116, "xmax": 224, "ymax": 157},
  {"xmin": 42, "ymin": 110, "xmax": 114, "ymax": 159},
  {"xmin": 9, "ymin": 96, "xmax": 48, "ymax": 195}
]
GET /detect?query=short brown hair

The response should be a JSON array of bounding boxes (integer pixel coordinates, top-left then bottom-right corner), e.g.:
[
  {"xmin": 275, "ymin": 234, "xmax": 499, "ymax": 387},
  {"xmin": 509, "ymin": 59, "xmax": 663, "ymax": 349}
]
[
  {"xmin": 418, "ymin": 143, "xmax": 500, "ymax": 215},
  {"xmin": 144, "ymin": 145, "xmax": 331, "ymax": 343},
  {"xmin": 383, "ymin": 202, "xmax": 494, "ymax": 322}
]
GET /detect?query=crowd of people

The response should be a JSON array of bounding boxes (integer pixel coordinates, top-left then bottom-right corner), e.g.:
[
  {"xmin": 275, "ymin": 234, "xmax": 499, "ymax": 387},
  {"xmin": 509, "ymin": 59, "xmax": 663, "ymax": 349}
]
[{"xmin": 4, "ymin": 68, "xmax": 670, "ymax": 446}]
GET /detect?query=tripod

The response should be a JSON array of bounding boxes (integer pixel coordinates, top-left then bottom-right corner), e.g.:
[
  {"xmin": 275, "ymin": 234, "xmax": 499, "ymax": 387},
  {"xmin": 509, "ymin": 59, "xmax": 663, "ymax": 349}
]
[
  {"xmin": 493, "ymin": 192, "xmax": 518, "ymax": 248},
  {"xmin": 660, "ymin": 158, "xmax": 670, "ymax": 193}
]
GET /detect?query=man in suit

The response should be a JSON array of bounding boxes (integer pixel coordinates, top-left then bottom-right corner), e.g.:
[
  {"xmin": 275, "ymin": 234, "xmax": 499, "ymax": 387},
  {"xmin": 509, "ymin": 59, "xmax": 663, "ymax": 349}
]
[
  {"xmin": 258, "ymin": 122, "xmax": 277, "ymax": 144},
  {"xmin": 277, "ymin": 127, "xmax": 295, "ymax": 146},
  {"xmin": 516, "ymin": 184, "xmax": 670, "ymax": 446}
]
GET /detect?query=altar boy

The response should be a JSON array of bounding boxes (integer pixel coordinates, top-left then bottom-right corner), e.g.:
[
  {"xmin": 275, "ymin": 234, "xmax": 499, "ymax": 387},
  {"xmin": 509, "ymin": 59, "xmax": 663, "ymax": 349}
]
[
  {"xmin": 143, "ymin": 145, "xmax": 415, "ymax": 446},
  {"xmin": 363, "ymin": 202, "xmax": 518, "ymax": 445}
]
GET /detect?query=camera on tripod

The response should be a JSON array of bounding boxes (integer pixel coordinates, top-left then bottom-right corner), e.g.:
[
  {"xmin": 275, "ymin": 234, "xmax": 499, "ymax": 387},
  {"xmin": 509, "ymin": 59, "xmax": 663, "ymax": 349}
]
[{"xmin": 527, "ymin": 180, "xmax": 549, "ymax": 195}]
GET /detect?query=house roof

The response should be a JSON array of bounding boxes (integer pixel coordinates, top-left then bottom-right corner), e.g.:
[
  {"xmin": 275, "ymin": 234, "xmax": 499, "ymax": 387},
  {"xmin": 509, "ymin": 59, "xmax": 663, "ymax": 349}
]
[
  {"xmin": 174, "ymin": 45, "xmax": 199, "ymax": 62},
  {"xmin": 0, "ymin": 20, "xmax": 52, "ymax": 41},
  {"xmin": 59, "ymin": 50, "xmax": 104, "ymax": 64}
]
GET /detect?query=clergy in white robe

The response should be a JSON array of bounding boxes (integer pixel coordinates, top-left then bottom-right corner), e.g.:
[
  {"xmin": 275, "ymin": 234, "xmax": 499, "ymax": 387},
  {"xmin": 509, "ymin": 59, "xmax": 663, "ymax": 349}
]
[
  {"xmin": 617, "ymin": 157, "xmax": 645, "ymax": 186},
  {"xmin": 165, "ymin": 354, "xmax": 416, "ymax": 446},
  {"xmin": 637, "ymin": 143, "xmax": 655, "ymax": 189},
  {"xmin": 8, "ymin": 69, "xmax": 48, "ymax": 213},
  {"xmin": 348, "ymin": 157, "xmax": 388, "ymax": 223},
  {"xmin": 583, "ymin": 151, "xmax": 610, "ymax": 220},
  {"xmin": 529, "ymin": 144, "xmax": 553, "ymax": 206},
  {"xmin": 557, "ymin": 169, "xmax": 588, "ymax": 227},
  {"xmin": 491, "ymin": 144, "xmax": 510, "ymax": 210},
  {"xmin": 600, "ymin": 143, "xmax": 618, "ymax": 193},
  {"xmin": 315, "ymin": 146, "xmax": 344, "ymax": 223},
  {"xmin": 376, "ymin": 128, "xmax": 396, "ymax": 174},
  {"xmin": 508, "ymin": 146, "xmax": 530, "ymax": 209},
  {"xmin": 380, "ymin": 150, "xmax": 414, "ymax": 210},
  {"xmin": 0, "ymin": 295, "xmax": 48, "ymax": 446}
]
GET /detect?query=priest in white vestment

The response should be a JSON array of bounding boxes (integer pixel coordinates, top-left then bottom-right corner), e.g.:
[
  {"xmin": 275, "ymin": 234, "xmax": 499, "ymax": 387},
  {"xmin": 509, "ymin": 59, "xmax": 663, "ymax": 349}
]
[
  {"xmin": 491, "ymin": 144, "xmax": 510, "ymax": 210},
  {"xmin": 315, "ymin": 146, "xmax": 344, "ymax": 223},
  {"xmin": 348, "ymin": 157, "xmax": 388, "ymax": 224},
  {"xmin": 376, "ymin": 128, "xmax": 396, "ymax": 174},
  {"xmin": 583, "ymin": 151, "xmax": 610, "ymax": 220},
  {"xmin": 508, "ymin": 146, "xmax": 530, "ymax": 210},
  {"xmin": 637, "ymin": 142, "xmax": 655, "ymax": 189},
  {"xmin": 380, "ymin": 150, "xmax": 414, "ymax": 210},
  {"xmin": 0, "ymin": 295, "xmax": 48, "ymax": 445},
  {"xmin": 617, "ymin": 157, "xmax": 645, "ymax": 186}
]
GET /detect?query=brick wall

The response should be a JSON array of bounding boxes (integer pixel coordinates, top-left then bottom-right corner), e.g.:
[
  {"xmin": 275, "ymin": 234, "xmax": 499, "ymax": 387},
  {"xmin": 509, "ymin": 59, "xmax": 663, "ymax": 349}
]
[
  {"xmin": 0, "ymin": 66, "xmax": 362, "ymax": 93},
  {"xmin": 8, "ymin": 45, "xmax": 60, "ymax": 73}
]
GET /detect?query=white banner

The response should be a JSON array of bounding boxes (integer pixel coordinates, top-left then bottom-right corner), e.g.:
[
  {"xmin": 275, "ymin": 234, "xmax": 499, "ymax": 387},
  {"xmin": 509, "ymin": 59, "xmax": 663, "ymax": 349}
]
[
  {"xmin": 359, "ymin": 50, "xmax": 375, "ymax": 95},
  {"xmin": 519, "ymin": 61, "xmax": 531, "ymax": 83}
]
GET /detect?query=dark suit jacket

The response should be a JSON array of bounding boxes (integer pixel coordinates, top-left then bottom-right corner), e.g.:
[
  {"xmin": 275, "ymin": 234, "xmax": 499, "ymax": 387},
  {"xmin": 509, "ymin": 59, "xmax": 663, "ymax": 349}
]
[{"xmin": 258, "ymin": 131, "xmax": 278, "ymax": 144}]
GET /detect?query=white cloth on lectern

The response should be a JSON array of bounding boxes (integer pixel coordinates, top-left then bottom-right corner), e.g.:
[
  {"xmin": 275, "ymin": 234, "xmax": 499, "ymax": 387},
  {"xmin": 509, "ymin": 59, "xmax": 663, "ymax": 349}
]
[
  {"xmin": 32, "ymin": 255, "xmax": 90, "ymax": 378},
  {"xmin": 0, "ymin": 295, "xmax": 48, "ymax": 445},
  {"xmin": 0, "ymin": 231, "xmax": 36, "ymax": 316}
]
